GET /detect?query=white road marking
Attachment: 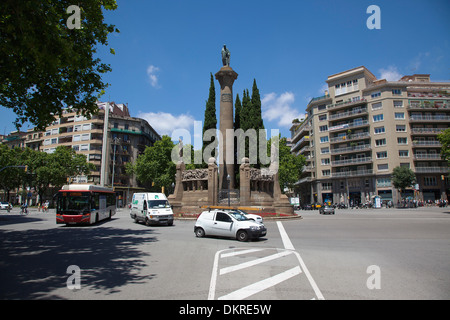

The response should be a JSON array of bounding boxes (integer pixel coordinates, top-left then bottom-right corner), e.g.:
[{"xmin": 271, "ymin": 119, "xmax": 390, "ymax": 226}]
[
  {"xmin": 276, "ymin": 221, "xmax": 325, "ymax": 300},
  {"xmin": 220, "ymin": 248, "xmax": 263, "ymax": 258},
  {"xmin": 276, "ymin": 221, "xmax": 295, "ymax": 250},
  {"xmin": 219, "ymin": 250, "xmax": 294, "ymax": 275},
  {"xmin": 218, "ymin": 266, "xmax": 302, "ymax": 300}
]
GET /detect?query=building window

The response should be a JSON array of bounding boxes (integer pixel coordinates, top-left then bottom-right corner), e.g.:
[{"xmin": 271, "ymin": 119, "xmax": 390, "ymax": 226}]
[
  {"xmin": 396, "ymin": 125, "xmax": 406, "ymax": 132},
  {"xmin": 393, "ymin": 100, "xmax": 403, "ymax": 108},
  {"xmin": 399, "ymin": 150, "xmax": 409, "ymax": 157},
  {"xmin": 397, "ymin": 137, "xmax": 407, "ymax": 144},
  {"xmin": 377, "ymin": 178, "xmax": 391, "ymax": 187},
  {"xmin": 318, "ymin": 104, "xmax": 327, "ymax": 111},
  {"xmin": 377, "ymin": 164, "xmax": 388, "ymax": 171},
  {"xmin": 392, "ymin": 89, "xmax": 402, "ymax": 95},
  {"xmin": 322, "ymin": 182, "xmax": 332, "ymax": 190},
  {"xmin": 373, "ymin": 114, "xmax": 384, "ymax": 122},
  {"xmin": 319, "ymin": 115, "xmax": 327, "ymax": 121},
  {"xmin": 374, "ymin": 126, "xmax": 385, "ymax": 134},
  {"xmin": 372, "ymin": 102, "xmax": 382, "ymax": 110},
  {"xmin": 319, "ymin": 125, "xmax": 328, "ymax": 132},
  {"xmin": 375, "ymin": 138, "xmax": 386, "ymax": 146},
  {"xmin": 424, "ymin": 177, "xmax": 437, "ymax": 186},
  {"xmin": 371, "ymin": 91, "xmax": 381, "ymax": 98},
  {"xmin": 376, "ymin": 151, "xmax": 388, "ymax": 159},
  {"xmin": 321, "ymin": 158, "xmax": 330, "ymax": 165},
  {"xmin": 322, "ymin": 170, "xmax": 331, "ymax": 176},
  {"xmin": 320, "ymin": 136, "xmax": 329, "ymax": 143},
  {"xmin": 395, "ymin": 112, "xmax": 405, "ymax": 119},
  {"xmin": 320, "ymin": 147, "xmax": 330, "ymax": 154}
]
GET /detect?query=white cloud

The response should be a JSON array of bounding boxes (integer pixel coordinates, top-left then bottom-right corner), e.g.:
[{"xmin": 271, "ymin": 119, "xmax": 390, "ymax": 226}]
[
  {"xmin": 137, "ymin": 111, "xmax": 197, "ymax": 137},
  {"xmin": 262, "ymin": 92, "xmax": 305, "ymax": 128},
  {"xmin": 146, "ymin": 65, "xmax": 160, "ymax": 88},
  {"xmin": 379, "ymin": 65, "xmax": 402, "ymax": 81}
]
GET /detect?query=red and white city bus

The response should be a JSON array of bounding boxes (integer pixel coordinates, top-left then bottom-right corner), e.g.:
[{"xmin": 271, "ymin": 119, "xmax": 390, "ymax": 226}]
[{"xmin": 56, "ymin": 184, "xmax": 116, "ymax": 225}]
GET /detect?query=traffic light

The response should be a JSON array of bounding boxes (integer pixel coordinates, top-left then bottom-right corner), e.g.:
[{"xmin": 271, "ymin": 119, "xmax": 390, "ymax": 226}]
[{"xmin": 24, "ymin": 165, "xmax": 28, "ymax": 173}]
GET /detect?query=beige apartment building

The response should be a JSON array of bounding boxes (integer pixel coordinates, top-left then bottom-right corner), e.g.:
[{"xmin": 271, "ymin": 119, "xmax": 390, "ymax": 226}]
[
  {"xmin": 1, "ymin": 102, "xmax": 160, "ymax": 206},
  {"xmin": 291, "ymin": 66, "xmax": 450, "ymax": 206}
]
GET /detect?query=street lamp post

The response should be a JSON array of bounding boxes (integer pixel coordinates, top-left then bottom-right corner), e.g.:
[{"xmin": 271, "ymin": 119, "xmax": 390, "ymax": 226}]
[
  {"xmin": 227, "ymin": 174, "xmax": 231, "ymax": 207},
  {"xmin": 111, "ymin": 137, "xmax": 121, "ymax": 188}
]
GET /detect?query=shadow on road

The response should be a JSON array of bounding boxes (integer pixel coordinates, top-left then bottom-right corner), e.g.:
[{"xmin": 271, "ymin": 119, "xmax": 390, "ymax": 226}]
[{"xmin": 0, "ymin": 224, "xmax": 157, "ymax": 299}]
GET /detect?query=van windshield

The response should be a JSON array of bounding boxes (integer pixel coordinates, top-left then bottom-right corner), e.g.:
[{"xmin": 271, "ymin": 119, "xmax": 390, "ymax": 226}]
[
  {"xmin": 147, "ymin": 200, "xmax": 170, "ymax": 209},
  {"xmin": 228, "ymin": 211, "xmax": 249, "ymax": 221}
]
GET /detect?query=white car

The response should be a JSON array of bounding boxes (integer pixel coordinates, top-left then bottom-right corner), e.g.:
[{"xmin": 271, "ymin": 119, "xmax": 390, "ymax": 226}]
[
  {"xmin": 194, "ymin": 210, "xmax": 267, "ymax": 242},
  {"xmin": 232, "ymin": 209, "xmax": 263, "ymax": 224},
  {"xmin": 0, "ymin": 202, "xmax": 12, "ymax": 210}
]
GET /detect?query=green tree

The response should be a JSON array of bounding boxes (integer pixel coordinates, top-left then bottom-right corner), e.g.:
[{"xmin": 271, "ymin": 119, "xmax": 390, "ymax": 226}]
[
  {"xmin": 437, "ymin": 128, "xmax": 450, "ymax": 164},
  {"xmin": 268, "ymin": 136, "xmax": 306, "ymax": 192},
  {"xmin": 251, "ymin": 79, "xmax": 264, "ymax": 132},
  {"xmin": 0, "ymin": 0, "xmax": 119, "ymax": 130},
  {"xmin": 132, "ymin": 135, "xmax": 176, "ymax": 194},
  {"xmin": 392, "ymin": 166, "xmax": 416, "ymax": 199},
  {"xmin": 202, "ymin": 73, "xmax": 217, "ymax": 163}
]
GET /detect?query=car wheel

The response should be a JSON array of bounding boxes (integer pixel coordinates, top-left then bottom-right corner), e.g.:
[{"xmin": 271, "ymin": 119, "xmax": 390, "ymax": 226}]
[
  {"xmin": 237, "ymin": 230, "xmax": 249, "ymax": 242},
  {"xmin": 195, "ymin": 227, "xmax": 205, "ymax": 238}
]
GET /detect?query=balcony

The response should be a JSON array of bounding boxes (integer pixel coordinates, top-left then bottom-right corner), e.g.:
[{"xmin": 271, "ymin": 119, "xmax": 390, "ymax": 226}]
[
  {"xmin": 330, "ymin": 132, "xmax": 370, "ymax": 143},
  {"xmin": 329, "ymin": 107, "xmax": 368, "ymax": 120},
  {"xmin": 291, "ymin": 123, "xmax": 311, "ymax": 144},
  {"xmin": 290, "ymin": 136, "xmax": 310, "ymax": 152},
  {"xmin": 331, "ymin": 144, "xmax": 371, "ymax": 155},
  {"xmin": 412, "ymin": 140, "xmax": 441, "ymax": 147},
  {"xmin": 332, "ymin": 157, "xmax": 372, "ymax": 167},
  {"xmin": 332, "ymin": 169, "xmax": 374, "ymax": 178},
  {"xmin": 409, "ymin": 115, "xmax": 450, "ymax": 122},
  {"xmin": 411, "ymin": 127, "xmax": 447, "ymax": 135},
  {"xmin": 415, "ymin": 167, "xmax": 450, "ymax": 173},
  {"xmin": 413, "ymin": 154, "xmax": 442, "ymax": 160},
  {"xmin": 328, "ymin": 120, "xmax": 369, "ymax": 132},
  {"xmin": 327, "ymin": 97, "xmax": 367, "ymax": 110}
]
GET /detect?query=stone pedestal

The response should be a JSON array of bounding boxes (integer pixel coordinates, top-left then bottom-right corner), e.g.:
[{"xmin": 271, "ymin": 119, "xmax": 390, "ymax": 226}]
[{"xmin": 215, "ymin": 66, "xmax": 238, "ymax": 191}]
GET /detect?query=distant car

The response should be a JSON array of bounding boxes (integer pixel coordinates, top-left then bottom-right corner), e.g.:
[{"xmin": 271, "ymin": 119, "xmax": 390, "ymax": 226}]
[
  {"xmin": 0, "ymin": 202, "xmax": 12, "ymax": 210},
  {"xmin": 228, "ymin": 209, "xmax": 263, "ymax": 224},
  {"xmin": 302, "ymin": 204, "xmax": 313, "ymax": 210},
  {"xmin": 194, "ymin": 210, "xmax": 266, "ymax": 242},
  {"xmin": 319, "ymin": 205, "xmax": 335, "ymax": 215}
]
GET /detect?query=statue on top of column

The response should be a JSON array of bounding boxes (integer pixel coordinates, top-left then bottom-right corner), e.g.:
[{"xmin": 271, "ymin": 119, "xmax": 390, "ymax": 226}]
[{"xmin": 221, "ymin": 44, "xmax": 230, "ymax": 67}]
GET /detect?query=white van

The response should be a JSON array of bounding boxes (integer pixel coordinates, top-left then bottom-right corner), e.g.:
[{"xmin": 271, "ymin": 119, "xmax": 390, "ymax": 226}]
[
  {"xmin": 194, "ymin": 210, "xmax": 267, "ymax": 241},
  {"xmin": 130, "ymin": 193, "xmax": 174, "ymax": 226}
]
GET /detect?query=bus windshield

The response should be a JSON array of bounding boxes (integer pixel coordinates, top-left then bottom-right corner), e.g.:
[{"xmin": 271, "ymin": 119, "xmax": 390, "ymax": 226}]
[
  {"xmin": 57, "ymin": 192, "xmax": 90, "ymax": 214},
  {"xmin": 147, "ymin": 200, "xmax": 170, "ymax": 209}
]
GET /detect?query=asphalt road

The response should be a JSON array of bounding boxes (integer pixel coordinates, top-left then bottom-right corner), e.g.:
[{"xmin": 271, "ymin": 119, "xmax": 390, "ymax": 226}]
[{"xmin": 0, "ymin": 206, "xmax": 449, "ymax": 300}]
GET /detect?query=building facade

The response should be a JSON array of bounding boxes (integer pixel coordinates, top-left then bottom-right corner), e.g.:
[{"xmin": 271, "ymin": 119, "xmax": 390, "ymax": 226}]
[
  {"xmin": 1, "ymin": 102, "xmax": 161, "ymax": 206},
  {"xmin": 291, "ymin": 66, "xmax": 450, "ymax": 206}
]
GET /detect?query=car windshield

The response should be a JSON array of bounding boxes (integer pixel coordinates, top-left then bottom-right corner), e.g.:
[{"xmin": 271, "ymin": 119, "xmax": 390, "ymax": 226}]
[
  {"xmin": 228, "ymin": 211, "xmax": 249, "ymax": 221},
  {"xmin": 147, "ymin": 200, "xmax": 170, "ymax": 208}
]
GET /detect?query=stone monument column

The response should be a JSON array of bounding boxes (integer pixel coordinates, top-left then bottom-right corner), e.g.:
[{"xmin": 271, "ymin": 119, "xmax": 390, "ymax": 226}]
[{"xmin": 215, "ymin": 65, "xmax": 238, "ymax": 190}]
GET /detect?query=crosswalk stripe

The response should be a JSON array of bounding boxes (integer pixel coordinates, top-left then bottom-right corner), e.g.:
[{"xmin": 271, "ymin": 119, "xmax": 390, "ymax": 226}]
[
  {"xmin": 219, "ymin": 250, "xmax": 294, "ymax": 275},
  {"xmin": 218, "ymin": 266, "xmax": 302, "ymax": 300}
]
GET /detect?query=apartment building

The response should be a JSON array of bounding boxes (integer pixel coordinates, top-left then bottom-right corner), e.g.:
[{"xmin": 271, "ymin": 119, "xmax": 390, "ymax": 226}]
[
  {"xmin": 291, "ymin": 66, "xmax": 450, "ymax": 206},
  {"xmin": 1, "ymin": 102, "xmax": 161, "ymax": 206}
]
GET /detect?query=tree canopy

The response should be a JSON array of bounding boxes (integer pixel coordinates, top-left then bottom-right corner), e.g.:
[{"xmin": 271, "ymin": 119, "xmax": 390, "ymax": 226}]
[
  {"xmin": 131, "ymin": 135, "xmax": 176, "ymax": 193},
  {"xmin": 0, "ymin": 0, "xmax": 119, "ymax": 130},
  {"xmin": 392, "ymin": 166, "xmax": 416, "ymax": 196}
]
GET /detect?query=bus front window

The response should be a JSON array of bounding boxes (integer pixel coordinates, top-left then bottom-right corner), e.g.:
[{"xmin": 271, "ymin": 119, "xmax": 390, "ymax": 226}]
[{"xmin": 57, "ymin": 192, "xmax": 90, "ymax": 214}]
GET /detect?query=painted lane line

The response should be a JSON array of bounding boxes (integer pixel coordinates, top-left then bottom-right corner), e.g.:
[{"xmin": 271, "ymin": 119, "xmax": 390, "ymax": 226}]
[
  {"xmin": 276, "ymin": 221, "xmax": 325, "ymax": 300},
  {"xmin": 218, "ymin": 266, "xmax": 302, "ymax": 300},
  {"xmin": 276, "ymin": 221, "xmax": 295, "ymax": 250},
  {"xmin": 219, "ymin": 250, "xmax": 294, "ymax": 275},
  {"xmin": 220, "ymin": 248, "xmax": 263, "ymax": 258}
]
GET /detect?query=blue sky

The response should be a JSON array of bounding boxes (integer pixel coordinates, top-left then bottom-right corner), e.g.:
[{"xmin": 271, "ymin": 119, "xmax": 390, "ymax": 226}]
[{"xmin": 1, "ymin": 0, "xmax": 449, "ymax": 141}]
